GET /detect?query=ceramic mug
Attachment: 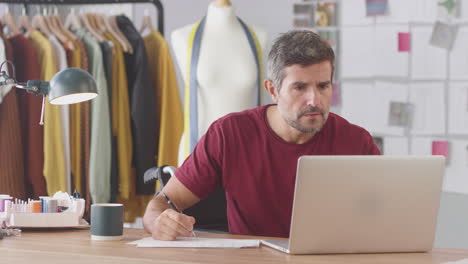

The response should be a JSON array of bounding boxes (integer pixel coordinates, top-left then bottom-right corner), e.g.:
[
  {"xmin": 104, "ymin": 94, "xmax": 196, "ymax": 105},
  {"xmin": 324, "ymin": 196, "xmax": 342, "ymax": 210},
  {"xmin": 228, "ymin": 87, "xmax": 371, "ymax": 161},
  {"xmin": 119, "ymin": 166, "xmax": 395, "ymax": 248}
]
[{"xmin": 90, "ymin": 203, "xmax": 124, "ymax": 241}]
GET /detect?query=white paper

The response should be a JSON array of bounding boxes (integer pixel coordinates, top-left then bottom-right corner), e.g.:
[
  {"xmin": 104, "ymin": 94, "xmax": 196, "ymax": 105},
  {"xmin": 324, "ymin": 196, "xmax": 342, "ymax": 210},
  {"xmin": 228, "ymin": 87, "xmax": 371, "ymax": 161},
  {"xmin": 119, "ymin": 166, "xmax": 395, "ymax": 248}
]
[
  {"xmin": 129, "ymin": 237, "xmax": 260, "ymax": 248},
  {"xmin": 340, "ymin": 82, "xmax": 375, "ymax": 131},
  {"xmin": 341, "ymin": 0, "xmax": 374, "ymax": 26},
  {"xmin": 411, "ymin": 0, "xmax": 438, "ymax": 22},
  {"xmin": 340, "ymin": 82, "xmax": 407, "ymax": 136},
  {"xmin": 376, "ymin": 0, "xmax": 415, "ymax": 24},
  {"xmin": 450, "ymin": 27, "xmax": 468, "ymax": 80},
  {"xmin": 448, "ymin": 82, "xmax": 468, "ymax": 134},
  {"xmin": 459, "ymin": 0, "xmax": 468, "ymax": 22},
  {"xmin": 410, "ymin": 137, "xmax": 433, "ymax": 155},
  {"xmin": 383, "ymin": 137, "xmax": 409, "ymax": 155},
  {"xmin": 443, "ymin": 139, "xmax": 468, "ymax": 194},
  {"xmin": 411, "ymin": 26, "xmax": 447, "ymax": 80},
  {"xmin": 374, "ymin": 25, "xmax": 409, "ymax": 77},
  {"xmin": 341, "ymin": 27, "xmax": 375, "ymax": 78},
  {"xmin": 409, "ymin": 82, "xmax": 446, "ymax": 135},
  {"xmin": 444, "ymin": 257, "xmax": 468, "ymax": 263}
]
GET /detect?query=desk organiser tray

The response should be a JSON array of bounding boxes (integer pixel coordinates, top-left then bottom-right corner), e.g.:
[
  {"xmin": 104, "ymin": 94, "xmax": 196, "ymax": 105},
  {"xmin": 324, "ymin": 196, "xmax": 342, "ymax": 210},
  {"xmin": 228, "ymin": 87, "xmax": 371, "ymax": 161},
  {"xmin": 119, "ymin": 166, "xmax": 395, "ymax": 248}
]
[{"xmin": 8, "ymin": 212, "xmax": 86, "ymax": 228}]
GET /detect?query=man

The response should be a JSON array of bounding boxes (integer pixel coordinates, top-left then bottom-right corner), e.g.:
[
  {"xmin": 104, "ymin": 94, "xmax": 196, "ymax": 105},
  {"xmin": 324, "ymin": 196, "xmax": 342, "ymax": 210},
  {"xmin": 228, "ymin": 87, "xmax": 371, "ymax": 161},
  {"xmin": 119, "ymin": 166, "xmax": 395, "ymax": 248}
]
[{"xmin": 143, "ymin": 30, "xmax": 380, "ymax": 240}]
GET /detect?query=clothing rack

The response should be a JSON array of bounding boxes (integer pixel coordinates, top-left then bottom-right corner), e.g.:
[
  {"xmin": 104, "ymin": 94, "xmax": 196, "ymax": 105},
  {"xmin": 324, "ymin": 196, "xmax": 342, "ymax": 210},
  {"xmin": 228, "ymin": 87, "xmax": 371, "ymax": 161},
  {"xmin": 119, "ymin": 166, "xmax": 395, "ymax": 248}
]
[{"xmin": 0, "ymin": 0, "xmax": 165, "ymax": 35}]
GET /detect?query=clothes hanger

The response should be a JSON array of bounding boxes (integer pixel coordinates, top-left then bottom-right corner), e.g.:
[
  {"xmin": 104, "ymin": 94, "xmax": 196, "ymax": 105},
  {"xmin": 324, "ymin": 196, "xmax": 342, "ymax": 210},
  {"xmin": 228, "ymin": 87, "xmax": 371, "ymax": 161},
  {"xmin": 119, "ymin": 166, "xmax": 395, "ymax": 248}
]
[
  {"xmin": 85, "ymin": 13, "xmax": 100, "ymax": 34},
  {"xmin": 64, "ymin": 7, "xmax": 82, "ymax": 31},
  {"xmin": 45, "ymin": 7, "xmax": 74, "ymax": 50},
  {"xmin": 80, "ymin": 12, "xmax": 105, "ymax": 42},
  {"xmin": 87, "ymin": 13, "xmax": 110, "ymax": 44},
  {"xmin": 139, "ymin": 9, "xmax": 155, "ymax": 36},
  {"xmin": 100, "ymin": 13, "xmax": 129, "ymax": 53},
  {"xmin": 1, "ymin": 7, "xmax": 21, "ymax": 37},
  {"xmin": 53, "ymin": 7, "xmax": 77, "ymax": 41},
  {"xmin": 90, "ymin": 13, "xmax": 107, "ymax": 35},
  {"xmin": 31, "ymin": 6, "xmax": 53, "ymax": 37},
  {"xmin": 109, "ymin": 15, "xmax": 133, "ymax": 54},
  {"xmin": 17, "ymin": 6, "xmax": 34, "ymax": 35}
]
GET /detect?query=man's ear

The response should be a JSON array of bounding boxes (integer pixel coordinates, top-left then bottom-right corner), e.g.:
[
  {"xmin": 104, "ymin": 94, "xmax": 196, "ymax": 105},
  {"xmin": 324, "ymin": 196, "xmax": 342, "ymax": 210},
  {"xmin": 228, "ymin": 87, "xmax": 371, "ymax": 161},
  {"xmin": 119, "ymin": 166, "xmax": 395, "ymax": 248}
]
[{"xmin": 264, "ymin": 80, "xmax": 279, "ymax": 103}]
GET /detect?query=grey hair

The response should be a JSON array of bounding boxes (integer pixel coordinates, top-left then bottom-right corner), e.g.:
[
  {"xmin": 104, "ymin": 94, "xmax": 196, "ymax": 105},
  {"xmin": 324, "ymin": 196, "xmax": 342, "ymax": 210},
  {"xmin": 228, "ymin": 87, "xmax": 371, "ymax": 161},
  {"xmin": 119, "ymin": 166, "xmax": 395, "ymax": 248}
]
[{"xmin": 267, "ymin": 30, "xmax": 335, "ymax": 91}]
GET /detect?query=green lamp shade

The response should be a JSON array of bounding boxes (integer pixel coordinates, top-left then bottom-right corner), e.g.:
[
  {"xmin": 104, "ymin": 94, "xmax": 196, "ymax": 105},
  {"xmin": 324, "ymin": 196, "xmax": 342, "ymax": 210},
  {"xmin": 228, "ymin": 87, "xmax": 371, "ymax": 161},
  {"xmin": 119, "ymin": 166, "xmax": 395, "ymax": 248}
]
[{"xmin": 48, "ymin": 68, "xmax": 98, "ymax": 105}]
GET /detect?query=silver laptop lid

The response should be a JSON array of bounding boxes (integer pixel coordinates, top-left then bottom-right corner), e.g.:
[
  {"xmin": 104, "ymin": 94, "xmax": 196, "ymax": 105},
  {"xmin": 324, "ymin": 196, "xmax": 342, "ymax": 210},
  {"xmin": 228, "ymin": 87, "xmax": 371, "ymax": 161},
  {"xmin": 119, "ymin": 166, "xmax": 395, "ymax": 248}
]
[{"xmin": 288, "ymin": 155, "xmax": 445, "ymax": 254}]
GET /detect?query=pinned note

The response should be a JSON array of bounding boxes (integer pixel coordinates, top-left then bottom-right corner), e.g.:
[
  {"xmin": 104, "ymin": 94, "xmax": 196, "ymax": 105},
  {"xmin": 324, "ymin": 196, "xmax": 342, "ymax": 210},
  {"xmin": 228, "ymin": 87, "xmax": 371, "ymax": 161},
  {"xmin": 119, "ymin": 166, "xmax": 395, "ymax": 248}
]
[
  {"xmin": 438, "ymin": 0, "xmax": 460, "ymax": 19},
  {"xmin": 430, "ymin": 21, "xmax": 458, "ymax": 50},
  {"xmin": 432, "ymin": 140, "xmax": 449, "ymax": 158},
  {"xmin": 293, "ymin": 3, "xmax": 314, "ymax": 28},
  {"xmin": 331, "ymin": 82, "xmax": 341, "ymax": 106},
  {"xmin": 432, "ymin": 140, "xmax": 450, "ymax": 165},
  {"xmin": 372, "ymin": 136, "xmax": 384, "ymax": 154},
  {"xmin": 366, "ymin": 0, "xmax": 388, "ymax": 16},
  {"xmin": 398, "ymin": 32, "xmax": 410, "ymax": 52},
  {"xmin": 315, "ymin": 2, "xmax": 337, "ymax": 26},
  {"xmin": 388, "ymin": 102, "xmax": 413, "ymax": 127}
]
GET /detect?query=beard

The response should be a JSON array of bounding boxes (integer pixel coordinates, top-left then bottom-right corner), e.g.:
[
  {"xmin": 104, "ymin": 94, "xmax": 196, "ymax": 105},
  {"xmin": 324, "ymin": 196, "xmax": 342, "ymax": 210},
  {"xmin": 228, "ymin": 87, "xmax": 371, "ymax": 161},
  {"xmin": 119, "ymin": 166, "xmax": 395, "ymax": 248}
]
[{"xmin": 283, "ymin": 106, "xmax": 329, "ymax": 133}]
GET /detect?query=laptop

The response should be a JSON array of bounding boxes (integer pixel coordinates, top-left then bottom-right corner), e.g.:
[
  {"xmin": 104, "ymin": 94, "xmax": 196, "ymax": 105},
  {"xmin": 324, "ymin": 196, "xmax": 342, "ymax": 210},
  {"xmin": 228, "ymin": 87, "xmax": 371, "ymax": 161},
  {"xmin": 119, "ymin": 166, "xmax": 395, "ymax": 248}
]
[{"xmin": 262, "ymin": 155, "xmax": 445, "ymax": 254}]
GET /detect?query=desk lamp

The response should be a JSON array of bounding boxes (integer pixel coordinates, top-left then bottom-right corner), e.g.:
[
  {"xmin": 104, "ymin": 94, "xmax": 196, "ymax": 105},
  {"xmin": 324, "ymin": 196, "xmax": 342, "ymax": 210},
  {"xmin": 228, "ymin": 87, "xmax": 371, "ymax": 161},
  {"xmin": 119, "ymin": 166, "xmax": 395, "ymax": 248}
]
[{"xmin": 0, "ymin": 60, "xmax": 98, "ymax": 124}]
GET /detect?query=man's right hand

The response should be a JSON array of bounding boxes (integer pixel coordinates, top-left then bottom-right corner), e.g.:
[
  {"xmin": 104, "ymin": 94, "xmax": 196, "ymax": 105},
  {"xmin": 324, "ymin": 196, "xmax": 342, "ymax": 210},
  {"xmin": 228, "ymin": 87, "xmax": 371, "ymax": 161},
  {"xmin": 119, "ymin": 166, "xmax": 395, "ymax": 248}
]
[
  {"xmin": 143, "ymin": 176, "xmax": 201, "ymax": 241},
  {"xmin": 149, "ymin": 208, "xmax": 196, "ymax": 241}
]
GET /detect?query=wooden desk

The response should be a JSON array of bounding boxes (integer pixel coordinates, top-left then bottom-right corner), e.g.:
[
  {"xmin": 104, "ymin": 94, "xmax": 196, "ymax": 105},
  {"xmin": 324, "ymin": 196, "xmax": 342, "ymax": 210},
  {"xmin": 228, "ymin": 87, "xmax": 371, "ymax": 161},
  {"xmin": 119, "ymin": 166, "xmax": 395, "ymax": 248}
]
[{"xmin": 1, "ymin": 228, "xmax": 468, "ymax": 264}]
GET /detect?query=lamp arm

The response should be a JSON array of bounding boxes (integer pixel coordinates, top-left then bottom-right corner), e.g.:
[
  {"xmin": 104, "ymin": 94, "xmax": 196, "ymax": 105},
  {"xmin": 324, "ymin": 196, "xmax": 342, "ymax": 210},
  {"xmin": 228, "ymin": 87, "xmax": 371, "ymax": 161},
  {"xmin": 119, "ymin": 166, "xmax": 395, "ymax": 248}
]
[
  {"xmin": 0, "ymin": 69, "xmax": 50, "ymax": 97},
  {"xmin": 23, "ymin": 80, "xmax": 50, "ymax": 97}
]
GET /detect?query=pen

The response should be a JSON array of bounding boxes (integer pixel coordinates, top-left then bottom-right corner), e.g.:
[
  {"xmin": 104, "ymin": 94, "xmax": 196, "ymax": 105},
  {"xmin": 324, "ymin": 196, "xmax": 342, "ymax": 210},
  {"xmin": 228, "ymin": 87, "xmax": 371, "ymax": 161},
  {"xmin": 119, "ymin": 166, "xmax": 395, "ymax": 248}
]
[{"xmin": 161, "ymin": 191, "xmax": 196, "ymax": 237}]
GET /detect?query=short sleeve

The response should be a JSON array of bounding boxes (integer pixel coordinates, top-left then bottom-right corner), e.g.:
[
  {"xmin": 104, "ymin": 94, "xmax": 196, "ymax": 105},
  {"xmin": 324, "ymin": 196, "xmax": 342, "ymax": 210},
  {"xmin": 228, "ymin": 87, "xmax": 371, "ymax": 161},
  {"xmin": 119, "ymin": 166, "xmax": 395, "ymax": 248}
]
[{"xmin": 175, "ymin": 121, "xmax": 224, "ymax": 199}]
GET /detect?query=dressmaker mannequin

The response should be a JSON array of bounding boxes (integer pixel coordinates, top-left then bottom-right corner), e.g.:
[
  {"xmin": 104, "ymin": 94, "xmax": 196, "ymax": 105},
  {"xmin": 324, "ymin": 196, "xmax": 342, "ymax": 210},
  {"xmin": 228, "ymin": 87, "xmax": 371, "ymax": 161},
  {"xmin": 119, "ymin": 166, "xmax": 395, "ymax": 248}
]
[{"xmin": 171, "ymin": 0, "xmax": 267, "ymax": 164}]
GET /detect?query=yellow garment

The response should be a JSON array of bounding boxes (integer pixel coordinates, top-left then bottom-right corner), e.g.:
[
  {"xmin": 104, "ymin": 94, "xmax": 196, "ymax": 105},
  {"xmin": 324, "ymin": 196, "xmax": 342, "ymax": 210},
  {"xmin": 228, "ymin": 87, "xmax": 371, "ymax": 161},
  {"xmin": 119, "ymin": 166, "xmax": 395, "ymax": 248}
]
[
  {"xmin": 143, "ymin": 30, "xmax": 183, "ymax": 168},
  {"xmin": 103, "ymin": 32, "xmax": 133, "ymax": 201},
  {"xmin": 68, "ymin": 39, "xmax": 83, "ymax": 193},
  {"xmin": 104, "ymin": 33, "xmax": 145, "ymax": 222},
  {"xmin": 28, "ymin": 31, "xmax": 66, "ymax": 195}
]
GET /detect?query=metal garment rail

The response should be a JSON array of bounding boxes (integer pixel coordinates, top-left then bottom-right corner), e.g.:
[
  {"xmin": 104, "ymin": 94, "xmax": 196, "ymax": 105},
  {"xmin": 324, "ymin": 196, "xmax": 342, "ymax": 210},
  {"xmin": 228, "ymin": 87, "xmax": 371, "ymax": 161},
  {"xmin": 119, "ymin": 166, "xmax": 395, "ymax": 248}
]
[{"xmin": 0, "ymin": 0, "xmax": 164, "ymax": 35}]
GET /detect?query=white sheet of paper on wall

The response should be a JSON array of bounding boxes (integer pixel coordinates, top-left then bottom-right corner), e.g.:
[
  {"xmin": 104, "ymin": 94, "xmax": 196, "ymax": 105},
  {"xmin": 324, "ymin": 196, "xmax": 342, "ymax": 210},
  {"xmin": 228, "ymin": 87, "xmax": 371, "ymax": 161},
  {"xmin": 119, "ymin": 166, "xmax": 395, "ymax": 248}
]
[
  {"xmin": 341, "ymin": 27, "xmax": 374, "ymax": 78},
  {"xmin": 374, "ymin": 25, "xmax": 409, "ymax": 77},
  {"xmin": 450, "ymin": 27, "xmax": 468, "ymax": 80},
  {"xmin": 409, "ymin": 82, "xmax": 446, "ymax": 135},
  {"xmin": 430, "ymin": 21, "xmax": 458, "ymax": 50},
  {"xmin": 459, "ymin": 0, "xmax": 468, "ymax": 22},
  {"xmin": 411, "ymin": 137, "xmax": 433, "ymax": 155},
  {"xmin": 448, "ymin": 82, "xmax": 468, "ymax": 134},
  {"xmin": 340, "ymin": 82, "xmax": 376, "ymax": 131},
  {"xmin": 411, "ymin": 26, "xmax": 447, "ymax": 80},
  {"xmin": 341, "ymin": 0, "xmax": 374, "ymax": 25},
  {"xmin": 411, "ymin": 0, "xmax": 439, "ymax": 22},
  {"xmin": 383, "ymin": 137, "xmax": 409, "ymax": 155},
  {"xmin": 442, "ymin": 139, "xmax": 468, "ymax": 194}
]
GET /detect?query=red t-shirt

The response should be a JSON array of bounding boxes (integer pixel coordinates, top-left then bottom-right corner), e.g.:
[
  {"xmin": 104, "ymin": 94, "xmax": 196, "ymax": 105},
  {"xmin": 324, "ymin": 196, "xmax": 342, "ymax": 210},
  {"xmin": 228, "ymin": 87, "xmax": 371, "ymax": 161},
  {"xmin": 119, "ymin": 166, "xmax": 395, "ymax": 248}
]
[{"xmin": 176, "ymin": 104, "xmax": 380, "ymax": 237}]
